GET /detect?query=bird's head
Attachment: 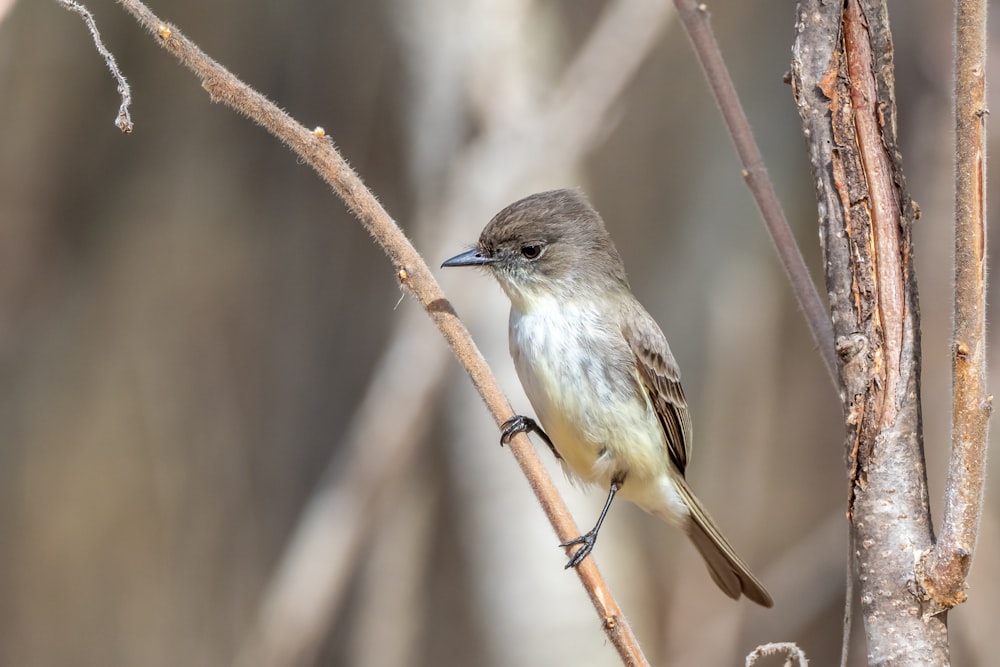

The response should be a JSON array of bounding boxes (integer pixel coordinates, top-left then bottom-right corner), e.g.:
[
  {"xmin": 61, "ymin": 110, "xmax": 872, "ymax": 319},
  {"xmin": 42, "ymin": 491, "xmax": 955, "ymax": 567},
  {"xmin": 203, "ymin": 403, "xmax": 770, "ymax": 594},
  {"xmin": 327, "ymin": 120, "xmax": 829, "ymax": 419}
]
[{"xmin": 442, "ymin": 189, "xmax": 629, "ymax": 307}]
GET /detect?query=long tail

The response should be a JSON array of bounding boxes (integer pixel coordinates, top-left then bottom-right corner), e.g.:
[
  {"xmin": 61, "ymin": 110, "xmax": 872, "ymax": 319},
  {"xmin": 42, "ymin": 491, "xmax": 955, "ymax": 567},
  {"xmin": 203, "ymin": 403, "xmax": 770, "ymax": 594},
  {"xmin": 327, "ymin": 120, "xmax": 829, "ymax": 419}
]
[{"xmin": 675, "ymin": 478, "xmax": 773, "ymax": 607}]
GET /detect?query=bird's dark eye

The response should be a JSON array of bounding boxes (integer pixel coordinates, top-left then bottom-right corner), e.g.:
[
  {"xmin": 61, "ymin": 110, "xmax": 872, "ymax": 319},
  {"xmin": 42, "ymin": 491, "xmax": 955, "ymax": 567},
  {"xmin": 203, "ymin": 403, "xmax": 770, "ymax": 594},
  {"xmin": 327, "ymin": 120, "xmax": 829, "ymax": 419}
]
[{"xmin": 520, "ymin": 244, "xmax": 543, "ymax": 260}]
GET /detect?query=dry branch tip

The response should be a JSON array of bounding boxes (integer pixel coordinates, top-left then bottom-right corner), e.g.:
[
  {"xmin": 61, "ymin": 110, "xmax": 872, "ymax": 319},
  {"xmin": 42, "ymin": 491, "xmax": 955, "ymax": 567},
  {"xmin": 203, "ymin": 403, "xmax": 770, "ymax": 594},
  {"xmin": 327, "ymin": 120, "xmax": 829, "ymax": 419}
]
[{"xmin": 59, "ymin": 0, "xmax": 134, "ymax": 133}]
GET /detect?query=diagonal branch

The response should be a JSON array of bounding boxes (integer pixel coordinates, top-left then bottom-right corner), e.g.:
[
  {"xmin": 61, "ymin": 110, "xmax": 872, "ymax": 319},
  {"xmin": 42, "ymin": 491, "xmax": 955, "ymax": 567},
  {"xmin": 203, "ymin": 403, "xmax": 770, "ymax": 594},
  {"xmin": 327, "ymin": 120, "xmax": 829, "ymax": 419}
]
[
  {"xmin": 236, "ymin": 2, "xmax": 673, "ymax": 664},
  {"xmin": 112, "ymin": 0, "xmax": 649, "ymax": 664},
  {"xmin": 919, "ymin": 0, "xmax": 991, "ymax": 610},
  {"xmin": 673, "ymin": 0, "xmax": 837, "ymax": 387}
]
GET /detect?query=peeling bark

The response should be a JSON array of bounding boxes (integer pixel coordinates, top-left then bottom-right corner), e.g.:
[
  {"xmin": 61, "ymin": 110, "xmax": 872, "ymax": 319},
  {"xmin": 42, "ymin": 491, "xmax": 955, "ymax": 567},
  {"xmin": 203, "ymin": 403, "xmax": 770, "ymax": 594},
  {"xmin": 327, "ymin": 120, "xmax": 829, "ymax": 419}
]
[{"xmin": 791, "ymin": 1, "xmax": 949, "ymax": 664}]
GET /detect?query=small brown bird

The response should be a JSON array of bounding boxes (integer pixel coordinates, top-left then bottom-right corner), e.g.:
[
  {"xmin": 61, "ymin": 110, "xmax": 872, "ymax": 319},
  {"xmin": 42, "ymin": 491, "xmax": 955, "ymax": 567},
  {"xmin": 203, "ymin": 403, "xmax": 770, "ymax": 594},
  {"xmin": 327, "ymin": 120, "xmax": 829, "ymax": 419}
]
[{"xmin": 443, "ymin": 189, "xmax": 772, "ymax": 607}]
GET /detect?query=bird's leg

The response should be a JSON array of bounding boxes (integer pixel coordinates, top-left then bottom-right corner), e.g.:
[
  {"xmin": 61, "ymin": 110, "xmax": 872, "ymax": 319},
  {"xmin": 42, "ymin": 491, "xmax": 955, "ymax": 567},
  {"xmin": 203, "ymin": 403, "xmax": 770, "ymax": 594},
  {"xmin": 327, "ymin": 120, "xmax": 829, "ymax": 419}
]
[
  {"xmin": 561, "ymin": 478, "xmax": 622, "ymax": 569},
  {"xmin": 500, "ymin": 415, "xmax": 561, "ymax": 460}
]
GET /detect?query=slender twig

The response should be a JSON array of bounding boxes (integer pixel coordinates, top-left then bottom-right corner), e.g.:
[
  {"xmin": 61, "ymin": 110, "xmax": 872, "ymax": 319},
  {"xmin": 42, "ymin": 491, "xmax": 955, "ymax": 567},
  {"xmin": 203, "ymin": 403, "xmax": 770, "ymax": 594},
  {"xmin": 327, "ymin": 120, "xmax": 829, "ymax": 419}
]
[
  {"xmin": 111, "ymin": 0, "xmax": 649, "ymax": 664},
  {"xmin": 672, "ymin": 0, "xmax": 837, "ymax": 387},
  {"xmin": 57, "ymin": 0, "xmax": 133, "ymax": 132},
  {"xmin": 920, "ymin": 0, "xmax": 991, "ymax": 609},
  {"xmin": 241, "ymin": 1, "xmax": 673, "ymax": 662}
]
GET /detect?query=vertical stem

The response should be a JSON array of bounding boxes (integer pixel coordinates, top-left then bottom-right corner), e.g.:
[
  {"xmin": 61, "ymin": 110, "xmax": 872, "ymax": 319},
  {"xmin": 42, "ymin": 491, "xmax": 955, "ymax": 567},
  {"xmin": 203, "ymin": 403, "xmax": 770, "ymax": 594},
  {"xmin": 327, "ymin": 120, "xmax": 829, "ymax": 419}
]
[
  {"xmin": 791, "ymin": 0, "xmax": 950, "ymax": 662},
  {"xmin": 921, "ymin": 0, "xmax": 991, "ymax": 608}
]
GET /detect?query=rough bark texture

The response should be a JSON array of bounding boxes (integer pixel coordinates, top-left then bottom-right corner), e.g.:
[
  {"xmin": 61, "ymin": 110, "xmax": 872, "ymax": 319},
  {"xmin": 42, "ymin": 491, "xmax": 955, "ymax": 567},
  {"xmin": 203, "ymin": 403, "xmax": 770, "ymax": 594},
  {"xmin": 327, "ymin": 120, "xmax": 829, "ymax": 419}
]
[{"xmin": 790, "ymin": 1, "xmax": 949, "ymax": 664}]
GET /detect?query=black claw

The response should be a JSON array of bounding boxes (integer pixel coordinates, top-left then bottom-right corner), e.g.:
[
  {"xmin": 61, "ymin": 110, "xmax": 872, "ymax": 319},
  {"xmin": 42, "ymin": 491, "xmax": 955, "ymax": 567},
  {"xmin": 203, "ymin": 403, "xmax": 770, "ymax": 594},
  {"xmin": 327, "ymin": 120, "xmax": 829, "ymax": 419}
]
[
  {"xmin": 499, "ymin": 415, "xmax": 531, "ymax": 445},
  {"xmin": 560, "ymin": 530, "xmax": 598, "ymax": 569},
  {"xmin": 558, "ymin": 479, "xmax": 622, "ymax": 570},
  {"xmin": 500, "ymin": 415, "xmax": 561, "ymax": 460}
]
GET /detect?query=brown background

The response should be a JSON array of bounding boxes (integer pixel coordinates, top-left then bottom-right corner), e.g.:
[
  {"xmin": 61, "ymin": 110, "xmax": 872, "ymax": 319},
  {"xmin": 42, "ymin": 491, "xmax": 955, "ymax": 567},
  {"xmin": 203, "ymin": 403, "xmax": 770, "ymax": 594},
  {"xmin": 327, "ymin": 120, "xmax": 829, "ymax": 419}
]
[{"xmin": 0, "ymin": 1, "xmax": 997, "ymax": 665}]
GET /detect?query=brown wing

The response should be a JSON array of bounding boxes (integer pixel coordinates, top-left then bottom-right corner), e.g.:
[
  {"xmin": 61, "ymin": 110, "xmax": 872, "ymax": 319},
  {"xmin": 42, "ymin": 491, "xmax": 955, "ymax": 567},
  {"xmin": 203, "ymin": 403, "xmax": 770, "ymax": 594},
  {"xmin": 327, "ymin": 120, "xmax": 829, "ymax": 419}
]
[{"xmin": 622, "ymin": 304, "xmax": 693, "ymax": 474}]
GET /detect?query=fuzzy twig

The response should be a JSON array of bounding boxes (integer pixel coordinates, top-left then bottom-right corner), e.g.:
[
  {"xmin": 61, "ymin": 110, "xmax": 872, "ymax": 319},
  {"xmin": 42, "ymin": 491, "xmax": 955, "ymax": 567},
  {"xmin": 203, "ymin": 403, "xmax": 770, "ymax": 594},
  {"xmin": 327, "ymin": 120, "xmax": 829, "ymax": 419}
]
[
  {"xmin": 111, "ymin": 0, "xmax": 648, "ymax": 664},
  {"xmin": 240, "ymin": 2, "xmax": 673, "ymax": 663},
  {"xmin": 919, "ymin": 0, "xmax": 991, "ymax": 610},
  {"xmin": 57, "ymin": 0, "xmax": 133, "ymax": 132},
  {"xmin": 672, "ymin": 0, "xmax": 837, "ymax": 387}
]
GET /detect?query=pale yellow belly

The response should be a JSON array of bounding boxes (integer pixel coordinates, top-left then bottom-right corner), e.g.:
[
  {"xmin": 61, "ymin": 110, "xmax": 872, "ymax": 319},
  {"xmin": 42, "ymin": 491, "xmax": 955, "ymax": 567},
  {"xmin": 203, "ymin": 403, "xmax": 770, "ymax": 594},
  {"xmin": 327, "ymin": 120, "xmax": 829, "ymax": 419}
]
[
  {"xmin": 508, "ymin": 302, "xmax": 669, "ymax": 489},
  {"xmin": 506, "ymin": 297, "xmax": 692, "ymax": 525}
]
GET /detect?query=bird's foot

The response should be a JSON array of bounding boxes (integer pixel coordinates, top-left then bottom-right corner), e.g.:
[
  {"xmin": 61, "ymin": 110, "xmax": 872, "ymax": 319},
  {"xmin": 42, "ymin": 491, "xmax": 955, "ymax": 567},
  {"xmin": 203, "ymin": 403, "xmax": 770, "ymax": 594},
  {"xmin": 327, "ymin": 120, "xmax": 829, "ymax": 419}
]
[
  {"xmin": 500, "ymin": 415, "xmax": 535, "ymax": 445},
  {"xmin": 560, "ymin": 529, "xmax": 598, "ymax": 569},
  {"xmin": 500, "ymin": 415, "xmax": 561, "ymax": 460}
]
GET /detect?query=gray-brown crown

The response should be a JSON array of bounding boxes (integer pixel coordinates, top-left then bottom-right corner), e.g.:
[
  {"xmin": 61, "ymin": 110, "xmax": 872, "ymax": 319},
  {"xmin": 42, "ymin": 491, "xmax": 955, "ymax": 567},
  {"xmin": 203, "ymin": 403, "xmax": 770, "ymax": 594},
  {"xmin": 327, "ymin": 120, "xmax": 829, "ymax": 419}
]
[{"xmin": 469, "ymin": 189, "xmax": 630, "ymax": 295}]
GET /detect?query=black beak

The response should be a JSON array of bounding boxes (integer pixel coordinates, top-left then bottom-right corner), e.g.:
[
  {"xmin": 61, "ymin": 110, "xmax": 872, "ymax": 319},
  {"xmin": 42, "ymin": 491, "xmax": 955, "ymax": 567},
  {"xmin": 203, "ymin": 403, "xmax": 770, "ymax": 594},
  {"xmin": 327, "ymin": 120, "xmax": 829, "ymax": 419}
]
[{"xmin": 441, "ymin": 248, "xmax": 495, "ymax": 268}]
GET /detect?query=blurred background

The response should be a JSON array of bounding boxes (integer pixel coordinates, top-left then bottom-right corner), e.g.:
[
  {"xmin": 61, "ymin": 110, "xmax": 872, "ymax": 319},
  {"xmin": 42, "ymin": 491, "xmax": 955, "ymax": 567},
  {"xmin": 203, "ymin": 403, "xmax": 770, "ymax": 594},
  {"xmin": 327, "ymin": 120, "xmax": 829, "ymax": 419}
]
[{"xmin": 0, "ymin": 0, "xmax": 997, "ymax": 665}]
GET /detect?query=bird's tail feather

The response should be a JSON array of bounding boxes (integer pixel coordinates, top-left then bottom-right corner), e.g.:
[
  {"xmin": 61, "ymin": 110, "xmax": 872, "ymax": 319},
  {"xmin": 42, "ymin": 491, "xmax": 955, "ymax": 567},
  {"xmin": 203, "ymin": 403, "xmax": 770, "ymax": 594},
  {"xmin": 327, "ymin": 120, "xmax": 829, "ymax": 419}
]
[{"xmin": 675, "ymin": 478, "xmax": 773, "ymax": 608}]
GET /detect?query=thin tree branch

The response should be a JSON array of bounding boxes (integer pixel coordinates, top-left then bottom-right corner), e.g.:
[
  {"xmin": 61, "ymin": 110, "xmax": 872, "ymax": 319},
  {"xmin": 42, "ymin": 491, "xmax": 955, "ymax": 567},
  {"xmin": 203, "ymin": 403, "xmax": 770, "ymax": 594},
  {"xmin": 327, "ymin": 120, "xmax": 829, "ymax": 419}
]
[
  {"xmin": 672, "ymin": 0, "xmax": 837, "ymax": 387},
  {"xmin": 919, "ymin": 0, "xmax": 991, "ymax": 610},
  {"xmin": 57, "ymin": 0, "xmax": 133, "ymax": 132},
  {"xmin": 111, "ymin": 0, "xmax": 649, "ymax": 664},
  {"xmin": 240, "ymin": 1, "xmax": 673, "ymax": 663}
]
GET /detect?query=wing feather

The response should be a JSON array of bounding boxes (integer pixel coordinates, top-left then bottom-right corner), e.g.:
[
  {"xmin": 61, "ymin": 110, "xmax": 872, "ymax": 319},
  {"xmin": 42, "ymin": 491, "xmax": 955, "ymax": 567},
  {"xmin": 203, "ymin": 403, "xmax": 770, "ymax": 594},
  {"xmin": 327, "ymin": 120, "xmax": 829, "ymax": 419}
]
[{"xmin": 622, "ymin": 306, "xmax": 692, "ymax": 474}]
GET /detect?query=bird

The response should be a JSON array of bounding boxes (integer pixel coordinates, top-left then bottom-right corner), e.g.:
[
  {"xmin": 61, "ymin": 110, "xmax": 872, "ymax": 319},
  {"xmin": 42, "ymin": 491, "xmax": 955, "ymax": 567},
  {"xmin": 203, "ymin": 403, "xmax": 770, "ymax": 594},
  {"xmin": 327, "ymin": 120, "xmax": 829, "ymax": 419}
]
[{"xmin": 442, "ymin": 188, "xmax": 772, "ymax": 607}]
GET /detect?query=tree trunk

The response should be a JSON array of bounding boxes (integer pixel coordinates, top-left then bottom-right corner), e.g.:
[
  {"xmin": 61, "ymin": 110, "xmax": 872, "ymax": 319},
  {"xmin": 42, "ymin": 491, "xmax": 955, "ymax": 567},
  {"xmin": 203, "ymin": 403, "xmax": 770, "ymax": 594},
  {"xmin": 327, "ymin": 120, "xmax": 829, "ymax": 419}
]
[{"xmin": 790, "ymin": 1, "xmax": 949, "ymax": 664}]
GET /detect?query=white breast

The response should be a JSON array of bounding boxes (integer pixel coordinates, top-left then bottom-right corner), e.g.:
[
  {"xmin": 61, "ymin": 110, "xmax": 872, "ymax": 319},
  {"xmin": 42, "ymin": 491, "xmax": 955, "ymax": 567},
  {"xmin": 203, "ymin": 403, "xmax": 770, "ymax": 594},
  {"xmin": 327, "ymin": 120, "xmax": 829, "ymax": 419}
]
[{"xmin": 507, "ymin": 296, "xmax": 667, "ymax": 488}]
